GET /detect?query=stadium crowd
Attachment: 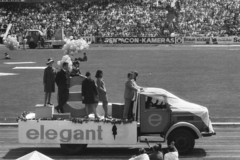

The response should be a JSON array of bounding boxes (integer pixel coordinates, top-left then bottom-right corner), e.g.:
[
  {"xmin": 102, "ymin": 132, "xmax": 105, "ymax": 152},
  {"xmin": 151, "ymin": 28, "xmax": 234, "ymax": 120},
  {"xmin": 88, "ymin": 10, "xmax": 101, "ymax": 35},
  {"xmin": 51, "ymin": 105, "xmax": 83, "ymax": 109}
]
[
  {"xmin": 178, "ymin": 0, "xmax": 240, "ymax": 37},
  {"xmin": 0, "ymin": 0, "xmax": 240, "ymax": 38}
]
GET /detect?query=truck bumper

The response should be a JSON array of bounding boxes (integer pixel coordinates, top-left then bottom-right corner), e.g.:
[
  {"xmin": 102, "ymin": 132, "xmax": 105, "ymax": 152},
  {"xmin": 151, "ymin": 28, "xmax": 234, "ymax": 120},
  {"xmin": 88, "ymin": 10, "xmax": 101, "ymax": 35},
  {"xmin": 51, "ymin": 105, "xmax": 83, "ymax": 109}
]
[{"xmin": 201, "ymin": 132, "xmax": 216, "ymax": 137}]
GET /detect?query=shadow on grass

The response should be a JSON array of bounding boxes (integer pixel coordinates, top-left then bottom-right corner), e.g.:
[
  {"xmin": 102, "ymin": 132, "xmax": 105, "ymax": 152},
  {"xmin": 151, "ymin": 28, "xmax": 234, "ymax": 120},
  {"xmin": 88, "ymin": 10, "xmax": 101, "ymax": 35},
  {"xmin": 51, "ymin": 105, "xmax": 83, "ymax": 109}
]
[
  {"xmin": 2, "ymin": 147, "xmax": 206, "ymax": 159},
  {"xmin": 179, "ymin": 148, "xmax": 207, "ymax": 158},
  {"xmin": 2, "ymin": 147, "xmax": 138, "ymax": 159}
]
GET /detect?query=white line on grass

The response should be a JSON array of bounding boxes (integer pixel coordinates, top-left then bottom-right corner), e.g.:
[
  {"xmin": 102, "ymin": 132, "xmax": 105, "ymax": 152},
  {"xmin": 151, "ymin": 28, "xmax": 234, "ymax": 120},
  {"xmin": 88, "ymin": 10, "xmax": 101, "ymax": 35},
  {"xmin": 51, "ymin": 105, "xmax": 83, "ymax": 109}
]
[
  {"xmin": 229, "ymin": 49, "xmax": 240, "ymax": 50},
  {"xmin": 4, "ymin": 62, "xmax": 36, "ymax": 65},
  {"xmin": 13, "ymin": 66, "xmax": 45, "ymax": 69},
  {"xmin": 192, "ymin": 45, "xmax": 240, "ymax": 47},
  {"xmin": 0, "ymin": 73, "xmax": 19, "ymax": 76}
]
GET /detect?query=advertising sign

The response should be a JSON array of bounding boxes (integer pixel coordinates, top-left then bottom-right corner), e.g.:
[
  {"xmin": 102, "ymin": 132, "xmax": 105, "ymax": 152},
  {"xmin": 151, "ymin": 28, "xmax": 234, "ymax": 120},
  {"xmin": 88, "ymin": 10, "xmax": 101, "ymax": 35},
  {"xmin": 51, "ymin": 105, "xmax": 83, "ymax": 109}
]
[
  {"xmin": 19, "ymin": 121, "xmax": 137, "ymax": 144},
  {"xmin": 232, "ymin": 37, "xmax": 240, "ymax": 44},
  {"xmin": 97, "ymin": 37, "xmax": 175, "ymax": 44},
  {"xmin": 215, "ymin": 37, "xmax": 233, "ymax": 44},
  {"xmin": 183, "ymin": 37, "xmax": 210, "ymax": 44},
  {"xmin": 182, "ymin": 37, "xmax": 195, "ymax": 44},
  {"xmin": 175, "ymin": 37, "xmax": 183, "ymax": 44},
  {"xmin": 195, "ymin": 37, "xmax": 211, "ymax": 44},
  {"xmin": 182, "ymin": 36, "xmax": 235, "ymax": 44}
]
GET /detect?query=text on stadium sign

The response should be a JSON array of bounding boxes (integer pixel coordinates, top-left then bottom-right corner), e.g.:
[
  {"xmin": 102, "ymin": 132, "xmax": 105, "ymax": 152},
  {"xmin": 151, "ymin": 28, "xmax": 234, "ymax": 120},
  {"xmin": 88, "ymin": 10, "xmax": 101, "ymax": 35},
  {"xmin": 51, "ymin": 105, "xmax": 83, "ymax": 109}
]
[{"xmin": 102, "ymin": 37, "xmax": 175, "ymax": 44}]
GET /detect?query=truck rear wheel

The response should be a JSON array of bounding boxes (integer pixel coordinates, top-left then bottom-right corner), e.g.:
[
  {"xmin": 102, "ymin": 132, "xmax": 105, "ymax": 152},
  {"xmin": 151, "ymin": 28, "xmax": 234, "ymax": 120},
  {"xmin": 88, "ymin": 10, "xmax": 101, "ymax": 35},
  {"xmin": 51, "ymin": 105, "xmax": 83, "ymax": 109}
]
[
  {"xmin": 60, "ymin": 144, "xmax": 88, "ymax": 155},
  {"xmin": 167, "ymin": 129, "xmax": 195, "ymax": 155}
]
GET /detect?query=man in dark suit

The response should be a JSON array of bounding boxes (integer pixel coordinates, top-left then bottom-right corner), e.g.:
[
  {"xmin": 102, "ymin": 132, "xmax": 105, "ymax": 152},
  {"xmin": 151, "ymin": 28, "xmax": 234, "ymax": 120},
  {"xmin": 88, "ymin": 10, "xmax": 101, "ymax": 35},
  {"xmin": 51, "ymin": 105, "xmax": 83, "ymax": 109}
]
[{"xmin": 55, "ymin": 62, "xmax": 70, "ymax": 113}]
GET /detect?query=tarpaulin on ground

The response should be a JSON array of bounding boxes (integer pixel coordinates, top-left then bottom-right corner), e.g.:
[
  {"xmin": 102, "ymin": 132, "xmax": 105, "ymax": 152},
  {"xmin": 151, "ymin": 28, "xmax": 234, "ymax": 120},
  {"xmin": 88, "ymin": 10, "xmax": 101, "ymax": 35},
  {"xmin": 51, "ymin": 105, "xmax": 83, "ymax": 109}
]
[{"xmin": 16, "ymin": 151, "xmax": 53, "ymax": 160}]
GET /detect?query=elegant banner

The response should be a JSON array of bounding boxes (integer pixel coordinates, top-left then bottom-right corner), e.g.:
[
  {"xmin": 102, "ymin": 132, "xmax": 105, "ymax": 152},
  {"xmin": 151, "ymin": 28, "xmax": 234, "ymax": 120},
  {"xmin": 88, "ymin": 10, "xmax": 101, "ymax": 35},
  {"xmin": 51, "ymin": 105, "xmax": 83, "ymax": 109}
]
[
  {"xmin": 19, "ymin": 121, "xmax": 137, "ymax": 144},
  {"xmin": 96, "ymin": 37, "xmax": 175, "ymax": 44}
]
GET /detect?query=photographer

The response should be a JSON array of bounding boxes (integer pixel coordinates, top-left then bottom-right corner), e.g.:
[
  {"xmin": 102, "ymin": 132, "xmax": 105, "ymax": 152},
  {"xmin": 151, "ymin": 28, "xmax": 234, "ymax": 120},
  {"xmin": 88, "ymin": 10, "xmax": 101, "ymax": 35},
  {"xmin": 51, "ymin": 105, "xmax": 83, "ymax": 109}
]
[
  {"xmin": 149, "ymin": 144, "xmax": 163, "ymax": 160},
  {"xmin": 129, "ymin": 148, "xmax": 150, "ymax": 160},
  {"xmin": 164, "ymin": 142, "xmax": 179, "ymax": 160}
]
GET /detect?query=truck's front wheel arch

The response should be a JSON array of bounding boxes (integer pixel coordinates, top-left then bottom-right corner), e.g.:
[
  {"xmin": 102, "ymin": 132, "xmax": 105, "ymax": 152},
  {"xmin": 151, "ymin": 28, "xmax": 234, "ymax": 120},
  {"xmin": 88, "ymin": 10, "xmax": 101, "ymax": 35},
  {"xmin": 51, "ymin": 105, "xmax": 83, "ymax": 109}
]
[
  {"xmin": 60, "ymin": 144, "xmax": 88, "ymax": 155},
  {"xmin": 167, "ymin": 128, "xmax": 195, "ymax": 155}
]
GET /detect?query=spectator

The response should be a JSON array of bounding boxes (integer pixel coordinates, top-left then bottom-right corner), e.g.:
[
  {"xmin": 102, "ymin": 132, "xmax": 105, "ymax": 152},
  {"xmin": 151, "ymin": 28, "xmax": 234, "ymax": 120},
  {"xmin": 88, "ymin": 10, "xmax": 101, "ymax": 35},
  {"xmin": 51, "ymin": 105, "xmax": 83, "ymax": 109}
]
[
  {"xmin": 164, "ymin": 142, "xmax": 179, "ymax": 160},
  {"xmin": 78, "ymin": 52, "xmax": 88, "ymax": 61},
  {"xmin": 129, "ymin": 148, "xmax": 150, "ymax": 160},
  {"xmin": 1, "ymin": 0, "xmax": 240, "ymax": 37},
  {"xmin": 149, "ymin": 144, "xmax": 163, "ymax": 160},
  {"xmin": 4, "ymin": 52, "xmax": 11, "ymax": 59}
]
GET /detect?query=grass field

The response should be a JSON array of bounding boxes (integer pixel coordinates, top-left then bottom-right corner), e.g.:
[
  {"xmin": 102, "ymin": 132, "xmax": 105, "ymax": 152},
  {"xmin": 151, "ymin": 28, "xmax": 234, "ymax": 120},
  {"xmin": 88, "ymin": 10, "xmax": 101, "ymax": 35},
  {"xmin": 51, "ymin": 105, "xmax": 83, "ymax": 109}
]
[{"xmin": 0, "ymin": 45, "xmax": 240, "ymax": 122}]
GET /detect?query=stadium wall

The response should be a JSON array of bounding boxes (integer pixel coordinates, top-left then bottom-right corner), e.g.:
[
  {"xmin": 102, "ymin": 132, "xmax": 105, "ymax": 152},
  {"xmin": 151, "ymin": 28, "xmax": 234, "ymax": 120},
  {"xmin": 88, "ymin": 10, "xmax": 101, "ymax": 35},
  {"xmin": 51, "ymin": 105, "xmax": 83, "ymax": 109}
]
[
  {"xmin": 91, "ymin": 36, "xmax": 240, "ymax": 45},
  {"xmin": 0, "ymin": 0, "xmax": 52, "ymax": 2}
]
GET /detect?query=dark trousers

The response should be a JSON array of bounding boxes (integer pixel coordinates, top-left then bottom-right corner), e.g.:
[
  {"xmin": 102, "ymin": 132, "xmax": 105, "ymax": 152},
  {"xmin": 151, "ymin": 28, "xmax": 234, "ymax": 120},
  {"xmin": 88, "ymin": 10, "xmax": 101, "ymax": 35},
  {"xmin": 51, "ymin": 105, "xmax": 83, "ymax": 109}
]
[
  {"xmin": 128, "ymin": 101, "xmax": 134, "ymax": 119},
  {"xmin": 57, "ymin": 87, "xmax": 69, "ymax": 113}
]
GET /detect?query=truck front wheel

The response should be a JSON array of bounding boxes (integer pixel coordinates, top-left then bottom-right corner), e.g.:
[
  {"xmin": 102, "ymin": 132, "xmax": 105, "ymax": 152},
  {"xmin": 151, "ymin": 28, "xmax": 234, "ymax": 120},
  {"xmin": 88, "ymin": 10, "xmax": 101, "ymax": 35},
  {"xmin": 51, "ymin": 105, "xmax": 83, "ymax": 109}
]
[
  {"xmin": 167, "ymin": 129, "xmax": 195, "ymax": 155},
  {"xmin": 60, "ymin": 144, "xmax": 88, "ymax": 155}
]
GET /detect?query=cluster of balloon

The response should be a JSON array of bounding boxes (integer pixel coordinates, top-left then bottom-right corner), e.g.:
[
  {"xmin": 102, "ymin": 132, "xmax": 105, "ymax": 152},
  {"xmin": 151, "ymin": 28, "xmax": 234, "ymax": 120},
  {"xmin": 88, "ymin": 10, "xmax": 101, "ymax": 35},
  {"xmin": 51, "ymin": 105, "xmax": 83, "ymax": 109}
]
[
  {"xmin": 58, "ymin": 38, "xmax": 91, "ymax": 71},
  {"xmin": 4, "ymin": 36, "xmax": 19, "ymax": 50},
  {"xmin": 62, "ymin": 38, "xmax": 90, "ymax": 53}
]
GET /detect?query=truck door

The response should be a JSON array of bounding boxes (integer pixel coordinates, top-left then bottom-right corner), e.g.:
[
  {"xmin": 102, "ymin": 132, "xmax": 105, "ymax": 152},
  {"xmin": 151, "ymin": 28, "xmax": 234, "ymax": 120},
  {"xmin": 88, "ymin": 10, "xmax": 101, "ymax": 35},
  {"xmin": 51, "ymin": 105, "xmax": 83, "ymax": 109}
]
[{"xmin": 140, "ymin": 94, "xmax": 171, "ymax": 133}]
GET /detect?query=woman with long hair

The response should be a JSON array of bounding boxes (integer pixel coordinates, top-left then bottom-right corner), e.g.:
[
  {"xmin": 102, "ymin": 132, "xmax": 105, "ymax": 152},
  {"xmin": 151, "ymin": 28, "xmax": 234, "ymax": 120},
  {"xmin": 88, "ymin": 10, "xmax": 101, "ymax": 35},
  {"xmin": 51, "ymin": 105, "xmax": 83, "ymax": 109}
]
[{"xmin": 95, "ymin": 70, "xmax": 111, "ymax": 118}]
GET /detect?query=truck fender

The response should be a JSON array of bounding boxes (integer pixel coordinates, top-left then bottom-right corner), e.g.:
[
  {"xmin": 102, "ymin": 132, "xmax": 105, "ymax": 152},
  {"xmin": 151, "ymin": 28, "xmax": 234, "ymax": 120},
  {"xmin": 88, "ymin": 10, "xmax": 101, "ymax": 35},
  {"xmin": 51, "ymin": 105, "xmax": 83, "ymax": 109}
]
[{"xmin": 165, "ymin": 122, "xmax": 202, "ymax": 140}]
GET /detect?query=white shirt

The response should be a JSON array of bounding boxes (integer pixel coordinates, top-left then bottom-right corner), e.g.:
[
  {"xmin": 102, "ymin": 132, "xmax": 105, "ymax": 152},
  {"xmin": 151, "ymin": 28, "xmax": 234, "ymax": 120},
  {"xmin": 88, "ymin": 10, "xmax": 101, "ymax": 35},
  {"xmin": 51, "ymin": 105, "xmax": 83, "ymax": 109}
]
[
  {"xmin": 164, "ymin": 152, "xmax": 179, "ymax": 160},
  {"xmin": 129, "ymin": 153, "xmax": 150, "ymax": 160}
]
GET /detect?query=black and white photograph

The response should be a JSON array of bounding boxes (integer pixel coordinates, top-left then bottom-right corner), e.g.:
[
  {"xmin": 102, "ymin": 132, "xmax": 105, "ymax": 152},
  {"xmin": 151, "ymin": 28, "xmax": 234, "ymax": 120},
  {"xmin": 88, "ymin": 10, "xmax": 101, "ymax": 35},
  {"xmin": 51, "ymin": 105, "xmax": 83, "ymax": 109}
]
[{"xmin": 0, "ymin": 0, "xmax": 240, "ymax": 159}]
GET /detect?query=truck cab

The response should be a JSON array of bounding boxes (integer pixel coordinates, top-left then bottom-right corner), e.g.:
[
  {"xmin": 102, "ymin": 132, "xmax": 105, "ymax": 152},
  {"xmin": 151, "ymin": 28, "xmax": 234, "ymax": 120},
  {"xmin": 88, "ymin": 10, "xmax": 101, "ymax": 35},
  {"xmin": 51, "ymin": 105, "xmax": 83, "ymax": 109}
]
[
  {"xmin": 137, "ymin": 88, "xmax": 215, "ymax": 154},
  {"xmin": 26, "ymin": 29, "xmax": 43, "ymax": 49},
  {"xmin": 25, "ymin": 28, "xmax": 65, "ymax": 49}
]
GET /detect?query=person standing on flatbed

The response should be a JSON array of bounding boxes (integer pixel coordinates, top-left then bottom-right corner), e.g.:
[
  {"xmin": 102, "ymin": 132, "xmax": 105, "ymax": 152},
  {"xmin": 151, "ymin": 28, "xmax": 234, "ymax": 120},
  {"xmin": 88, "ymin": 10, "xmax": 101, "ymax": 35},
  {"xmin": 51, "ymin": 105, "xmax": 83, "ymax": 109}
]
[
  {"xmin": 43, "ymin": 58, "xmax": 56, "ymax": 106},
  {"xmin": 55, "ymin": 62, "xmax": 70, "ymax": 113},
  {"xmin": 82, "ymin": 71, "xmax": 100, "ymax": 119},
  {"xmin": 95, "ymin": 70, "xmax": 111, "ymax": 119}
]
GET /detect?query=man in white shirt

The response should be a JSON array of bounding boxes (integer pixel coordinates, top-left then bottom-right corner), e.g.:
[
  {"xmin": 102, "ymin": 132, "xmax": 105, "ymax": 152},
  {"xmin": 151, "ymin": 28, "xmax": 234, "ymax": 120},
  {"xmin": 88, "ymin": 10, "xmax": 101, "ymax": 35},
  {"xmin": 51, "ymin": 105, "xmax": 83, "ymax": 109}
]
[
  {"xmin": 164, "ymin": 142, "xmax": 179, "ymax": 160},
  {"xmin": 129, "ymin": 148, "xmax": 150, "ymax": 160}
]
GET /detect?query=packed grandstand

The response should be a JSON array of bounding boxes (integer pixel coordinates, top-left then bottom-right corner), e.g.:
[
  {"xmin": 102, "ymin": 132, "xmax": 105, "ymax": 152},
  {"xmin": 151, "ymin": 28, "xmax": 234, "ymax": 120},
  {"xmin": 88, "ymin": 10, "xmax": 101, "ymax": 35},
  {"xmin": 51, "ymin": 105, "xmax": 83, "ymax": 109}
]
[{"xmin": 0, "ymin": 0, "xmax": 240, "ymax": 40}]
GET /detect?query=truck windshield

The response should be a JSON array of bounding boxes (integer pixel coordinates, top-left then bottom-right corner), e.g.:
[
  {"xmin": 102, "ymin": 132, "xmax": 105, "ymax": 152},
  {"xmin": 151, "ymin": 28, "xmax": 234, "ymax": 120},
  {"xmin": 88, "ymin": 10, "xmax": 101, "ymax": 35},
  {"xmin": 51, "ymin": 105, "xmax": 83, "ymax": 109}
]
[{"xmin": 145, "ymin": 96, "xmax": 166, "ymax": 109}]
